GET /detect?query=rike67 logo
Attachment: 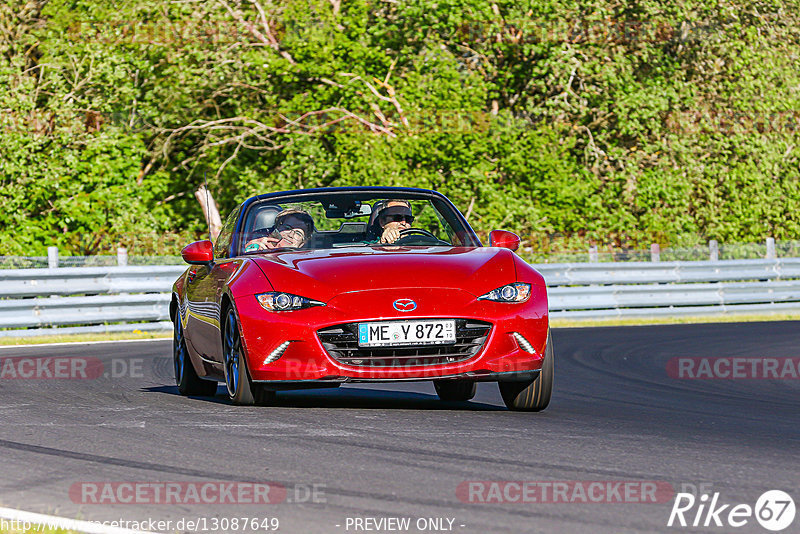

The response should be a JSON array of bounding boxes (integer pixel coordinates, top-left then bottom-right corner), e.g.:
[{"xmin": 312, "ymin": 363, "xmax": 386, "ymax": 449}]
[{"xmin": 668, "ymin": 490, "xmax": 796, "ymax": 531}]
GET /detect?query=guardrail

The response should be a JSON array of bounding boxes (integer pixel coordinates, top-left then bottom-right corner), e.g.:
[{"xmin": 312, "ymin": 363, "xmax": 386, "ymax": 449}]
[
  {"xmin": 0, "ymin": 266, "xmax": 183, "ymax": 335},
  {"xmin": 537, "ymin": 259, "xmax": 800, "ymax": 319},
  {"xmin": 1, "ymin": 259, "xmax": 800, "ymax": 336}
]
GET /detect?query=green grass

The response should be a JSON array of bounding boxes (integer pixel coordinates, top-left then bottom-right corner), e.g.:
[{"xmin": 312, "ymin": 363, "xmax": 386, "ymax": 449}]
[{"xmin": 0, "ymin": 330, "xmax": 170, "ymax": 346}]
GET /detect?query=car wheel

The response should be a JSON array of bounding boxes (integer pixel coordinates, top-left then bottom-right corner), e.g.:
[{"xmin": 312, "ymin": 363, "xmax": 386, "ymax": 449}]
[
  {"xmin": 499, "ymin": 329, "xmax": 554, "ymax": 412},
  {"xmin": 222, "ymin": 307, "xmax": 275, "ymax": 406},
  {"xmin": 174, "ymin": 317, "xmax": 218, "ymax": 396},
  {"xmin": 434, "ymin": 380, "xmax": 477, "ymax": 401}
]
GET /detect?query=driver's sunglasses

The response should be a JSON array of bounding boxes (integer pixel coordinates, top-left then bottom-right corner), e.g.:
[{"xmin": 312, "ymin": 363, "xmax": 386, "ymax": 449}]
[{"xmin": 382, "ymin": 214, "xmax": 414, "ymax": 224}]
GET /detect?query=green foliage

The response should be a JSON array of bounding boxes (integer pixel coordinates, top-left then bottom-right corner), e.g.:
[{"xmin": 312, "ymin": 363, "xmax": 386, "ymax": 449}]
[{"xmin": 1, "ymin": 0, "xmax": 799, "ymax": 255}]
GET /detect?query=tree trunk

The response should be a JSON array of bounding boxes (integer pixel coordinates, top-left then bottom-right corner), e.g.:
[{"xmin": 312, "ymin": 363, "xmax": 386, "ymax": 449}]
[{"xmin": 194, "ymin": 186, "xmax": 223, "ymax": 241}]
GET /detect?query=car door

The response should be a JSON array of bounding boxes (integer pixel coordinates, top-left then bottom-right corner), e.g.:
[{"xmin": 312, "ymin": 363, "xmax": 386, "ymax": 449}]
[{"xmin": 185, "ymin": 205, "xmax": 242, "ymax": 364}]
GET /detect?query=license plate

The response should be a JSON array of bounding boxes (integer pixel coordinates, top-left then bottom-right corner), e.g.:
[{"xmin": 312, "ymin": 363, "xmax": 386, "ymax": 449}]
[{"xmin": 358, "ymin": 320, "xmax": 457, "ymax": 347}]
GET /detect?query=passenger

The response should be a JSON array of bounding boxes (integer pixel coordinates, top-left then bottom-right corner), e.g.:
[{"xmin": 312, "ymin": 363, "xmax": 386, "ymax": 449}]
[
  {"xmin": 368, "ymin": 200, "xmax": 414, "ymax": 244},
  {"xmin": 244, "ymin": 209, "xmax": 315, "ymax": 251}
]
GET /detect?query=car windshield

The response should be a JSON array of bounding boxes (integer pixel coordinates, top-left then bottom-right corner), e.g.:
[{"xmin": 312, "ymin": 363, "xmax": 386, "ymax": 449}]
[{"xmin": 237, "ymin": 191, "xmax": 479, "ymax": 253}]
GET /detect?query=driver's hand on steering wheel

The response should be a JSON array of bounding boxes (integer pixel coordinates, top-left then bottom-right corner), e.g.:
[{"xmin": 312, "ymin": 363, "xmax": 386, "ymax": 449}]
[
  {"xmin": 380, "ymin": 219, "xmax": 411, "ymax": 243},
  {"xmin": 380, "ymin": 227, "xmax": 402, "ymax": 243}
]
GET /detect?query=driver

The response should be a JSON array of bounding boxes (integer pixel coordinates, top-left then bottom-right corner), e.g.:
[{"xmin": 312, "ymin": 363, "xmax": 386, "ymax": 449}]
[
  {"xmin": 373, "ymin": 200, "xmax": 414, "ymax": 244},
  {"xmin": 244, "ymin": 209, "xmax": 315, "ymax": 251}
]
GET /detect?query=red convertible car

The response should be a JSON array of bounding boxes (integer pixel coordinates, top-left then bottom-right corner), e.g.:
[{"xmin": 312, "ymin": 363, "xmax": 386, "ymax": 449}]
[{"xmin": 171, "ymin": 187, "xmax": 553, "ymax": 411}]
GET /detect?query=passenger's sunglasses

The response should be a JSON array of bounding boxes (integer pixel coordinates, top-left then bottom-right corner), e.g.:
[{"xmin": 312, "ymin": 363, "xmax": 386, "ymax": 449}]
[
  {"xmin": 381, "ymin": 214, "xmax": 414, "ymax": 224},
  {"xmin": 270, "ymin": 224, "xmax": 306, "ymax": 244}
]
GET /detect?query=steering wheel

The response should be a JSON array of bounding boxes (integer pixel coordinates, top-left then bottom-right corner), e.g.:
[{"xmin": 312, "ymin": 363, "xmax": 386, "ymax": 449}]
[
  {"xmin": 393, "ymin": 228, "xmax": 450, "ymax": 246},
  {"xmin": 399, "ymin": 228, "xmax": 437, "ymax": 239}
]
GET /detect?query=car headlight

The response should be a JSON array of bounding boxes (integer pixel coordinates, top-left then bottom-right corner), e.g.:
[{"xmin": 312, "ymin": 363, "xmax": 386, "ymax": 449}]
[
  {"xmin": 255, "ymin": 292, "xmax": 325, "ymax": 312},
  {"xmin": 478, "ymin": 283, "xmax": 531, "ymax": 303}
]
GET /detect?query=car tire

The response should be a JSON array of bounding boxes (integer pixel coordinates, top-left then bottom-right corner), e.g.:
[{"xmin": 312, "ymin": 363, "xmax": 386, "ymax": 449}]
[
  {"xmin": 434, "ymin": 380, "xmax": 477, "ymax": 401},
  {"xmin": 173, "ymin": 317, "xmax": 218, "ymax": 397},
  {"xmin": 499, "ymin": 329, "xmax": 554, "ymax": 412},
  {"xmin": 223, "ymin": 306, "xmax": 274, "ymax": 406}
]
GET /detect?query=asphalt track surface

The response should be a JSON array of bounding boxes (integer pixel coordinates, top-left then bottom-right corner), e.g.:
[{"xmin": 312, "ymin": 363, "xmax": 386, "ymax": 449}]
[{"xmin": 1, "ymin": 322, "xmax": 799, "ymax": 534}]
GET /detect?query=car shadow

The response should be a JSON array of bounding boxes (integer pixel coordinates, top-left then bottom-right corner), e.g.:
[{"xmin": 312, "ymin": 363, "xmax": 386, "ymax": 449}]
[
  {"xmin": 276, "ymin": 387, "xmax": 503, "ymax": 410},
  {"xmin": 142, "ymin": 385, "xmax": 231, "ymax": 405},
  {"xmin": 142, "ymin": 385, "xmax": 504, "ymax": 411}
]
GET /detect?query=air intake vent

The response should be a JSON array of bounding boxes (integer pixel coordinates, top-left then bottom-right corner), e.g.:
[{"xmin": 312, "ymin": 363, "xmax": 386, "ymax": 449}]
[{"xmin": 317, "ymin": 320, "xmax": 491, "ymax": 368}]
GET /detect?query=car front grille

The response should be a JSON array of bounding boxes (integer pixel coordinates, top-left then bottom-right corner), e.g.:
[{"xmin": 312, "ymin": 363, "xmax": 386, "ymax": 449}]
[{"xmin": 317, "ymin": 319, "xmax": 492, "ymax": 368}]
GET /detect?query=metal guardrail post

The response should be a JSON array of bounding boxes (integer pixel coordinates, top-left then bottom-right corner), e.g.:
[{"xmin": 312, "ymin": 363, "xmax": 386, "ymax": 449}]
[
  {"xmin": 117, "ymin": 247, "xmax": 128, "ymax": 266},
  {"xmin": 709, "ymin": 240, "xmax": 719, "ymax": 261},
  {"xmin": 650, "ymin": 244, "xmax": 660, "ymax": 262},
  {"xmin": 589, "ymin": 245, "xmax": 598, "ymax": 263},
  {"xmin": 766, "ymin": 237, "xmax": 776, "ymax": 259},
  {"xmin": 47, "ymin": 247, "xmax": 59, "ymax": 269}
]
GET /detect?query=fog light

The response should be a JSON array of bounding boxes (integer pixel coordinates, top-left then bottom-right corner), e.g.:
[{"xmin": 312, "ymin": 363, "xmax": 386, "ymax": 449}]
[
  {"xmin": 263, "ymin": 341, "xmax": 290, "ymax": 365},
  {"xmin": 512, "ymin": 332, "xmax": 536, "ymax": 354}
]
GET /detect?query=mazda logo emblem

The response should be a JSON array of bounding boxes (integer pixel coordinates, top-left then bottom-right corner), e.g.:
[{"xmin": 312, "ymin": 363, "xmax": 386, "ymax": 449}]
[{"xmin": 393, "ymin": 298, "xmax": 417, "ymax": 312}]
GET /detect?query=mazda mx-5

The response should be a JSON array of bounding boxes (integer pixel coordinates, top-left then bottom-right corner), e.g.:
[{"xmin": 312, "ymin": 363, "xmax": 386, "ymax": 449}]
[{"xmin": 171, "ymin": 187, "xmax": 553, "ymax": 411}]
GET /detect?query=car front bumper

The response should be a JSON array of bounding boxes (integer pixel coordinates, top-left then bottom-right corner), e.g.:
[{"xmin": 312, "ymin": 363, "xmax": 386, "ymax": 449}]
[{"xmin": 235, "ymin": 286, "xmax": 549, "ymax": 383}]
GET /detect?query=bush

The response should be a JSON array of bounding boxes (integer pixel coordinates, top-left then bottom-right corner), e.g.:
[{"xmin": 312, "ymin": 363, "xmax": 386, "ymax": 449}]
[{"xmin": 1, "ymin": 0, "xmax": 799, "ymax": 255}]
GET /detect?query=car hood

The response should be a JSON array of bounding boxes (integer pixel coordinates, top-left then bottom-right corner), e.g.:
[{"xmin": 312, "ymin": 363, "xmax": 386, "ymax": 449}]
[{"xmin": 250, "ymin": 246, "xmax": 518, "ymax": 302}]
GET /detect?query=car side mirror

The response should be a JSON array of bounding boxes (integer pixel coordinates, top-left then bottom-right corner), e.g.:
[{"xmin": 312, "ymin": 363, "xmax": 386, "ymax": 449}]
[
  {"xmin": 181, "ymin": 240, "xmax": 214, "ymax": 266},
  {"xmin": 489, "ymin": 230, "xmax": 521, "ymax": 251}
]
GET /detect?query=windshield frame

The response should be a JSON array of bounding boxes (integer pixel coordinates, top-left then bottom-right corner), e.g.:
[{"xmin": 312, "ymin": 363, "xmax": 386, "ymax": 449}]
[{"xmin": 230, "ymin": 187, "xmax": 482, "ymax": 257}]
